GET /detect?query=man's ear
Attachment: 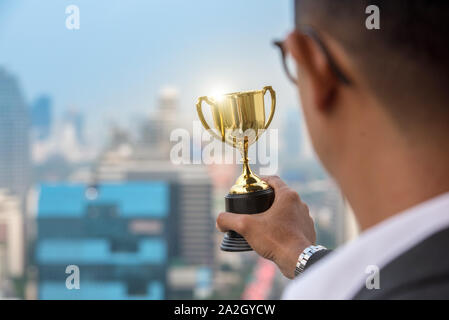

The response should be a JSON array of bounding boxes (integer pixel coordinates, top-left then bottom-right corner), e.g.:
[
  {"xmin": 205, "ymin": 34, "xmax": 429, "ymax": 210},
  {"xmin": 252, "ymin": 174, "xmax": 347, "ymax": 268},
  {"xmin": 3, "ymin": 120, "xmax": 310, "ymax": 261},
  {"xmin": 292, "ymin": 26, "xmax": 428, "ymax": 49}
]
[{"xmin": 286, "ymin": 30, "xmax": 338, "ymax": 111}]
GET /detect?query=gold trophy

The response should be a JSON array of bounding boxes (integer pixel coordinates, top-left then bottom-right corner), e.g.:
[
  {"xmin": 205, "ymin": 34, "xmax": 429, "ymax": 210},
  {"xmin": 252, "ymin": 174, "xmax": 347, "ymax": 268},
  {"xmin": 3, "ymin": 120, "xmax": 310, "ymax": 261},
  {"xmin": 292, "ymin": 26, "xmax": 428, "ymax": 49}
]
[{"xmin": 196, "ymin": 86, "xmax": 276, "ymax": 251}]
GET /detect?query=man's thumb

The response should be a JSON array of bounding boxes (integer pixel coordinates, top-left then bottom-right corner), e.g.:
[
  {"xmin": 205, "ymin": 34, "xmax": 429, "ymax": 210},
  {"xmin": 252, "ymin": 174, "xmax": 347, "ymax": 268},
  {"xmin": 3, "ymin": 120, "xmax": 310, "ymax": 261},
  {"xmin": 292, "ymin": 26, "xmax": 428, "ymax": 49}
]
[{"xmin": 216, "ymin": 212, "xmax": 250, "ymax": 235}]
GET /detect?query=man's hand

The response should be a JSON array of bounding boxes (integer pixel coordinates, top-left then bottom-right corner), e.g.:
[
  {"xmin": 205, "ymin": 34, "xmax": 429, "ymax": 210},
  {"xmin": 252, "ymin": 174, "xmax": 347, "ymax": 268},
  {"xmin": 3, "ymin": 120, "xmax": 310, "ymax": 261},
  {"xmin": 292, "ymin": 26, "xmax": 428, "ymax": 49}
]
[{"xmin": 216, "ymin": 176, "xmax": 316, "ymax": 279}]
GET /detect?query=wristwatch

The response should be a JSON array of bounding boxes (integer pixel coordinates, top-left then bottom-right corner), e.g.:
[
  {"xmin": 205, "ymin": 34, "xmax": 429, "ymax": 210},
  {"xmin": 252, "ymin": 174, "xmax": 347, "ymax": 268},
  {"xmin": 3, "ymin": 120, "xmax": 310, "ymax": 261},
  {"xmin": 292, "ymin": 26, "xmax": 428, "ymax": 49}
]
[{"xmin": 294, "ymin": 245, "xmax": 327, "ymax": 277}]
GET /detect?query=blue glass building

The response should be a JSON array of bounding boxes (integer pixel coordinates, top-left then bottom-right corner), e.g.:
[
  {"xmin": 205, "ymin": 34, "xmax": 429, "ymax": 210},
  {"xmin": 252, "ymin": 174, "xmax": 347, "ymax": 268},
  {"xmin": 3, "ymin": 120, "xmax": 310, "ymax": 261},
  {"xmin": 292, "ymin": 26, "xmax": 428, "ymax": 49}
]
[{"xmin": 35, "ymin": 182, "xmax": 175, "ymax": 300}]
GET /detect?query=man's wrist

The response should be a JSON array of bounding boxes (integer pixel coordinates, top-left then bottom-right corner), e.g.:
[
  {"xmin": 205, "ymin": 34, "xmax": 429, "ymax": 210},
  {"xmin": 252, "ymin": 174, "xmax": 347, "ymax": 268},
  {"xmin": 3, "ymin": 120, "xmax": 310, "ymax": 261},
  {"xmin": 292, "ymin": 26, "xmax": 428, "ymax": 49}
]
[{"xmin": 294, "ymin": 244, "xmax": 327, "ymax": 277}]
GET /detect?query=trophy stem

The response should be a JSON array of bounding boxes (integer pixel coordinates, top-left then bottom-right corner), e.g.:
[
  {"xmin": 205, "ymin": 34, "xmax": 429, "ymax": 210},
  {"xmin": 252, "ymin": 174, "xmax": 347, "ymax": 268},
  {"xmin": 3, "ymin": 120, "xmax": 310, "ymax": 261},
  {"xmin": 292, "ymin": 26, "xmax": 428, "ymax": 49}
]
[{"xmin": 240, "ymin": 137, "xmax": 253, "ymax": 180}]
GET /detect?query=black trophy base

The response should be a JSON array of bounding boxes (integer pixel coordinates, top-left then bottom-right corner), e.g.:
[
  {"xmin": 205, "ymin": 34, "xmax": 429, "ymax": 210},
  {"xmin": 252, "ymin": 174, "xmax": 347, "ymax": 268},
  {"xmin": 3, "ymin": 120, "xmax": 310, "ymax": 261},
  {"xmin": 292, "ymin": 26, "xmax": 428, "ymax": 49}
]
[{"xmin": 220, "ymin": 188, "xmax": 275, "ymax": 252}]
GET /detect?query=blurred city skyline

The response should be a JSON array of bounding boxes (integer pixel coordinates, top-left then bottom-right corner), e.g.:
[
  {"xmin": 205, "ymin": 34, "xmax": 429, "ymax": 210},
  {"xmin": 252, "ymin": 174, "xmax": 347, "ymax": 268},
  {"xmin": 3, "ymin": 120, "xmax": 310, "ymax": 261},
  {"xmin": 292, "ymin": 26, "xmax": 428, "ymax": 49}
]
[
  {"xmin": 0, "ymin": 0, "xmax": 298, "ymax": 147},
  {"xmin": 0, "ymin": 0, "xmax": 354, "ymax": 300}
]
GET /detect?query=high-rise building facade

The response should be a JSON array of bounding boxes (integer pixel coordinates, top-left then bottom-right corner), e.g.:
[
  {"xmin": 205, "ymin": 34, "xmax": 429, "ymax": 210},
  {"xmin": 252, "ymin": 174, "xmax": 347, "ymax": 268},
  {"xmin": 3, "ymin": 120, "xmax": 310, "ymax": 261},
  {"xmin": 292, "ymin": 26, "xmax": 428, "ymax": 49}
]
[
  {"xmin": 96, "ymin": 160, "xmax": 215, "ymax": 268},
  {"xmin": 31, "ymin": 95, "xmax": 52, "ymax": 141},
  {"xmin": 139, "ymin": 87, "xmax": 179, "ymax": 160},
  {"xmin": 63, "ymin": 109, "xmax": 85, "ymax": 145},
  {"xmin": 35, "ymin": 182, "xmax": 172, "ymax": 299},
  {"xmin": 0, "ymin": 190, "xmax": 24, "ymax": 298},
  {"xmin": 95, "ymin": 159, "xmax": 215, "ymax": 299},
  {"xmin": 0, "ymin": 68, "xmax": 30, "ymax": 199}
]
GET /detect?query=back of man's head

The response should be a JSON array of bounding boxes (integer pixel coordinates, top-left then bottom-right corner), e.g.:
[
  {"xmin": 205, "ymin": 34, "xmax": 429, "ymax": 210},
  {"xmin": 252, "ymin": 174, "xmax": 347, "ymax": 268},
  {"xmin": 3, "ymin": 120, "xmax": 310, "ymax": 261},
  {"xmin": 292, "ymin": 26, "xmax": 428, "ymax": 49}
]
[{"xmin": 295, "ymin": 0, "xmax": 449, "ymax": 130}]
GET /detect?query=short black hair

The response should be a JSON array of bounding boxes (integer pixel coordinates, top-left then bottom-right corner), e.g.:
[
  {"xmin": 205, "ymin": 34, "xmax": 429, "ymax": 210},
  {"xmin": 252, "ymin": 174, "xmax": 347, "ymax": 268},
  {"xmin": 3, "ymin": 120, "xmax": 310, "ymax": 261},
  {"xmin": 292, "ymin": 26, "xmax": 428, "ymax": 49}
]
[{"xmin": 295, "ymin": 0, "xmax": 449, "ymax": 126}]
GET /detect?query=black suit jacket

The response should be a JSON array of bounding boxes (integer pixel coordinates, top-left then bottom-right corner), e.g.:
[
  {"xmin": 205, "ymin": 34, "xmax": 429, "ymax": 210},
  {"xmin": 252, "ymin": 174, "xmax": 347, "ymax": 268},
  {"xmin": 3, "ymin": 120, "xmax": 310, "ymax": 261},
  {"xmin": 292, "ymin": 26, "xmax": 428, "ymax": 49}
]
[{"xmin": 304, "ymin": 227, "xmax": 449, "ymax": 299}]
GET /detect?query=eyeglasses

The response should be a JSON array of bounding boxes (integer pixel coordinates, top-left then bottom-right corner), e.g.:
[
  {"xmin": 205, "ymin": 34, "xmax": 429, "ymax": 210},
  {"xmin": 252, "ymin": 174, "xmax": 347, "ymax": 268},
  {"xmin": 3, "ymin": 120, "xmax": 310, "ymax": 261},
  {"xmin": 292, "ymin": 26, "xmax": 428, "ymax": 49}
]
[{"xmin": 273, "ymin": 25, "xmax": 352, "ymax": 85}]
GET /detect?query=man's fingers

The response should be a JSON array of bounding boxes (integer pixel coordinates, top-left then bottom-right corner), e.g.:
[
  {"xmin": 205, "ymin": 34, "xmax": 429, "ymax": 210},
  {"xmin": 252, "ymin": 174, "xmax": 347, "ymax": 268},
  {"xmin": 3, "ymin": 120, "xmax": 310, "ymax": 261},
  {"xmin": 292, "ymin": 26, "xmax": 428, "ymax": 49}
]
[
  {"xmin": 216, "ymin": 212, "xmax": 251, "ymax": 235},
  {"xmin": 261, "ymin": 175, "xmax": 287, "ymax": 191}
]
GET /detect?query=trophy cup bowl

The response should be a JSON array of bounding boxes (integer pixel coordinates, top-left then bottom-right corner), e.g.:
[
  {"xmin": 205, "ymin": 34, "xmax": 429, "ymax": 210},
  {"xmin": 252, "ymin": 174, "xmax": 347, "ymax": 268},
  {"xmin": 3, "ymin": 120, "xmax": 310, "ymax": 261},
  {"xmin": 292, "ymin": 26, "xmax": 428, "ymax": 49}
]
[{"xmin": 196, "ymin": 86, "xmax": 276, "ymax": 252}]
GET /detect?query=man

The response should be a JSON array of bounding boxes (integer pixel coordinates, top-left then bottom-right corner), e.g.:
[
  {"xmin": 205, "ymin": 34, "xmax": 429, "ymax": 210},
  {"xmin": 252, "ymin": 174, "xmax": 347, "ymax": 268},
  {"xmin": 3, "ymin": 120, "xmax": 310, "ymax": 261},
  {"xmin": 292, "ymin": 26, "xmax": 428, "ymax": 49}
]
[{"xmin": 216, "ymin": 0, "xmax": 449, "ymax": 299}]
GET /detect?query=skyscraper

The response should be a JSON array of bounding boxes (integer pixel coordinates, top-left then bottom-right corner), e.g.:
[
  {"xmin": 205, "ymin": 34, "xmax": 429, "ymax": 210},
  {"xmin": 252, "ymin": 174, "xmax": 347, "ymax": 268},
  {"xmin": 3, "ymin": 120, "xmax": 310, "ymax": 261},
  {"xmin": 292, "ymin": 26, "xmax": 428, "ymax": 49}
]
[
  {"xmin": 0, "ymin": 68, "xmax": 30, "ymax": 199},
  {"xmin": 96, "ymin": 158, "xmax": 215, "ymax": 267},
  {"xmin": 64, "ymin": 109, "xmax": 85, "ymax": 145},
  {"xmin": 0, "ymin": 189, "xmax": 24, "ymax": 299},
  {"xmin": 95, "ymin": 157, "xmax": 214, "ymax": 299},
  {"xmin": 140, "ymin": 87, "xmax": 179, "ymax": 160},
  {"xmin": 31, "ymin": 95, "xmax": 52, "ymax": 141},
  {"xmin": 35, "ymin": 182, "xmax": 170, "ymax": 299},
  {"xmin": 282, "ymin": 108, "xmax": 303, "ymax": 160}
]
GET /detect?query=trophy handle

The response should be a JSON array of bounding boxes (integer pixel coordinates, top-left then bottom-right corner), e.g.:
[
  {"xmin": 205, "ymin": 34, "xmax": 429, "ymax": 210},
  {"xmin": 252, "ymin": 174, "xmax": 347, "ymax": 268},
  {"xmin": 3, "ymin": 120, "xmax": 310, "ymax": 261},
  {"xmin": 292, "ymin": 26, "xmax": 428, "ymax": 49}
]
[
  {"xmin": 196, "ymin": 96, "xmax": 224, "ymax": 142},
  {"xmin": 262, "ymin": 86, "xmax": 276, "ymax": 129}
]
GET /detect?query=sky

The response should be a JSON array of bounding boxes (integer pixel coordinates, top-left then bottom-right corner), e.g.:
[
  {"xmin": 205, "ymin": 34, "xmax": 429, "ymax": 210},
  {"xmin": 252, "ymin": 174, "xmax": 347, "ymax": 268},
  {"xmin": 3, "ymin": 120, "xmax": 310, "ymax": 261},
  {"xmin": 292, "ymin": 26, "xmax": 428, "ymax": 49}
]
[{"xmin": 0, "ymin": 0, "xmax": 300, "ymax": 146}]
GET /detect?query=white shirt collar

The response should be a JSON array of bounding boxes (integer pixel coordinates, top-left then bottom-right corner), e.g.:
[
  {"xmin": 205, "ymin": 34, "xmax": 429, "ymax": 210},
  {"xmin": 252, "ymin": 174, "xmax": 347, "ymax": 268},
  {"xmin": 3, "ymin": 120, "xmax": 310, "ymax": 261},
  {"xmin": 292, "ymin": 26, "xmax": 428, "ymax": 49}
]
[{"xmin": 282, "ymin": 191, "xmax": 449, "ymax": 300}]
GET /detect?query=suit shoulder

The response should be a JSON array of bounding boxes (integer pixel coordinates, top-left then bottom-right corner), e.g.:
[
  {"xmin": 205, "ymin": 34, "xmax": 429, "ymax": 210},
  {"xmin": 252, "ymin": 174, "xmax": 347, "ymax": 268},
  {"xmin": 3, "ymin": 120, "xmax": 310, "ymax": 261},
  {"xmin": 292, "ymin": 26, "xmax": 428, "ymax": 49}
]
[{"xmin": 354, "ymin": 227, "xmax": 449, "ymax": 300}]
